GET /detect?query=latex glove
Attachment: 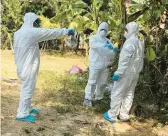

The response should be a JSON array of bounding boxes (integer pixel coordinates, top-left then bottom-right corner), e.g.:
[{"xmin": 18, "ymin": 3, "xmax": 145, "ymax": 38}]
[
  {"xmin": 104, "ymin": 43, "xmax": 112, "ymax": 49},
  {"xmin": 68, "ymin": 29, "xmax": 75, "ymax": 36},
  {"xmin": 112, "ymin": 46, "xmax": 118, "ymax": 53},
  {"xmin": 112, "ymin": 74, "xmax": 120, "ymax": 81}
]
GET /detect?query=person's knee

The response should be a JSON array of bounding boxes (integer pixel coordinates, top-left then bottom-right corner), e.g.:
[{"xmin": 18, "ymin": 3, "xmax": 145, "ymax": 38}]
[
  {"xmin": 87, "ymin": 79, "xmax": 97, "ymax": 85},
  {"xmin": 20, "ymin": 94, "xmax": 32, "ymax": 99}
]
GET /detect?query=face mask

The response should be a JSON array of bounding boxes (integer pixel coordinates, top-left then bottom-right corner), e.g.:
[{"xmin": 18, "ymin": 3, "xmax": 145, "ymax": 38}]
[
  {"xmin": 124, "ymin": 28, "xmax": 129, "ymax": 38},
  {"xmin": 34, "ymin": 18, "xmax": 41, "ymax": 28},
  {"xmin": 124, "ymin": 31, "xmax": 128, "ymax": 38},
  {"xmin": 99, "ymin": 30, "xmax": 107, "ymax": 37}
]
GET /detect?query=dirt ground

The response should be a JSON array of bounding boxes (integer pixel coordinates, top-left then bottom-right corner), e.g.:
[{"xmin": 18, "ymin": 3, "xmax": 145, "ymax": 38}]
[{"xmin": 1, "ymin": 50, "xmax": 168, "ymax": 136}]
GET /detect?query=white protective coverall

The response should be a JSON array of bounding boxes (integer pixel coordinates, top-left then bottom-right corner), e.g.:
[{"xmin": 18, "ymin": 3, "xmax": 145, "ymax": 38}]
[
  {"xmin": 84, "ymin": 22, "xmax": 116, "ymax": 101},
  {"xmin": 14, "ymin": 12, "xmax": 69, "ymax": 118},
  {"xmin": 108, "ymin": 22, "xmax": 144, "ymax": 120}
]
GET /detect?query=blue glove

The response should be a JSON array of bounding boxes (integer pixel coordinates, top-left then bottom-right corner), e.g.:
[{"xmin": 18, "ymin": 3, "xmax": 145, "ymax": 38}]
[
  {"xmin": 112, "ymin": 74, "xmax": 120, "ymax": 81},
  {"xmin": 113, "ymin": 46, "xmax": 118, "ymax": 53},
  {"xmin": 104, "ymin": 43, "xmax": 112, "ymax": 49},
  {"xmin": 68, "ymin": 29, "xmax": 75, "ymax": 36}
]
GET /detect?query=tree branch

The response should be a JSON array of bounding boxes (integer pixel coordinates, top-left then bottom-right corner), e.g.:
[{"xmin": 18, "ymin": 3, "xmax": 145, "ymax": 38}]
[{"xmin": 128, "ymin": 7, "xmax": 149, "ymax": 22}]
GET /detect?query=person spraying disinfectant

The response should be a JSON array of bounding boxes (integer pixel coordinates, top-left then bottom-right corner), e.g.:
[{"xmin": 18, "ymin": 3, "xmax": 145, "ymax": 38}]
[{"xmin": 14, "ymin": 12, "xmax": 75, "ymax": 122}]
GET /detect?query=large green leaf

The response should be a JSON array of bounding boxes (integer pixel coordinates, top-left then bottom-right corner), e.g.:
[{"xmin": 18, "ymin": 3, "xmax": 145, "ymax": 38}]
[
  {"xmin": 85, "ymin": 22, "xmax": 97, "ymax": 32},
  {"xmin": 69, "ymin": 21, "xmax": 83, "ymax": 32},
  {"xmin": 50, "ymin": 9, "xmax": 72, "ymax": 22},
  {"xmin": 92, "ymin": 0, "xmax": 103, "ymax": 9},
  {"xmin": 71, "ymin": 1, "xmax": 87, "ymax": 8},
  {"xmin": 85, "ymin": 12, "xmax": 94, "ymax": 19},
  {"xmin": 82, "ymin": 16, "xmax": 90, "ymax": 22},
  {"xmin": 71, "ymin": 8, "xmax": 85, "ymax": 15},
  {"xmin": 145, "ymin": 47, "xmax": 156, "ymax": 61},
  {"xmin": 69, "ymin": 21, "xmax": 78, "ymax": 28},
  {"xmin": 109, "ymin": 16, "xmax": 121, "ymax": 27}
]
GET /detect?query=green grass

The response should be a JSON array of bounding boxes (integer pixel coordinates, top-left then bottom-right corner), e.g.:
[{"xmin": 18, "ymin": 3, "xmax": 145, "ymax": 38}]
[
  {"xmin": 35, "ymin": 70, "xmax": 89, "ymax": 113},
  {"xmin": 35, "ymin": 70, "xmax": 111, "ymax": 114}
]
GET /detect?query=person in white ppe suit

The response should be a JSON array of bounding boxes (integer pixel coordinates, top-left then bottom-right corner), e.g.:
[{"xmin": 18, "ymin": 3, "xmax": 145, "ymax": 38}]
[
  {"xmin": 14, "ymin": 12, "xmax": 75, "ymax": 122},
  {"xmin": 83, "ymin": 22, "xmax": 118, "ymax": 107},
  {"xmin": 104, "ymin": 22, "xmax": 144, "ymax": 123}
]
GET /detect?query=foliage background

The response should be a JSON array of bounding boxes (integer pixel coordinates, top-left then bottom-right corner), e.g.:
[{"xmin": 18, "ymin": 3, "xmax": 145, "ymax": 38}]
[{"xmin": 1, "ymin": 0, "xmax": 168, "ymax": 120}]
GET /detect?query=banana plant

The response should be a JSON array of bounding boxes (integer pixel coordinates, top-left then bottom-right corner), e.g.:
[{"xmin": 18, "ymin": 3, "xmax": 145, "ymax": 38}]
[
  {"xmin": 129, "ymin": 0, "xmax": 168, "ymax": 111},
  {"xmin": 50, "ymin": 0, "xmax": 87, "ymax": 26},
  {"xmin": 1, "ymin": 0, "xmax": 23, "ymax": 51},
  {"xmin": 50, "ymin": 0, "xmax": 123, "ymax": 39},
  {"xmin": 48, "ymin": 0, "xmax": 124, "ymax": 65}
]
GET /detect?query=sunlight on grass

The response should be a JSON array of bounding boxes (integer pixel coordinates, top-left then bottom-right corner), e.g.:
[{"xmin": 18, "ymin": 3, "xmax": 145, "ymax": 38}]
[
  {"xmin": 35, "ymin": 70, "xmax": 89, "ymax": 113},
  {"xmin": 37, "ymin": 70, "xmax": 88, "ymax": 92}
]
